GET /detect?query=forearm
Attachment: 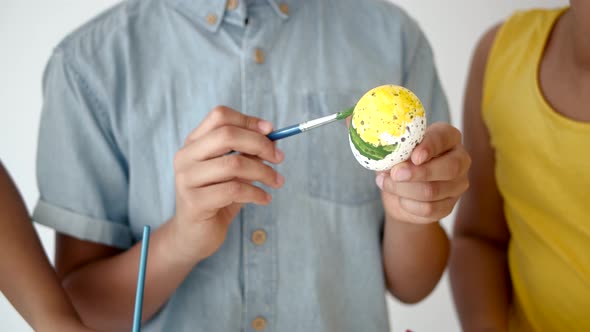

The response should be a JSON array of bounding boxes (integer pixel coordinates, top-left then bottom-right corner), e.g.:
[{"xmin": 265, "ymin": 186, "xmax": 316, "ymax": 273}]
[
  {"xmin": 62, "ymin": 221, "xmax": 195, "ymax": 332},
  {"xmin": 0, "ymin": 165, "xmax": 84, "ymax": 331},
  {"xmin": 0, "ymin": 219, "xmax": 82, "ymax": 331},
  {"xmin": 382, "ymin": 216, "xmax": 449, "ymax": 303},
  {"xmin": 450, "ymin": 236, "xmax": 510, "ymax": 331}
]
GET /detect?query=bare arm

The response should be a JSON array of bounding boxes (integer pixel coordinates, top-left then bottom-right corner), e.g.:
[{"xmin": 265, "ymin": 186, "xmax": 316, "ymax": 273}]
[
  {"xmin": 449, "ymin": 24, "xmax": 512, "ymax": 331},
  {"xmin": 0, "ymin": 163, "xmax": 92, "ymax": 332},
  {"xmin": 55, "ymin": 223, "xmax": 195, "ymax": 332},
  {"xmin": 382, "ymin": 217, "xmax": 449, "ymax": 303},
  {"xmin": 379, "ymin": 121, "xmax": 470, "ymax": 303}
]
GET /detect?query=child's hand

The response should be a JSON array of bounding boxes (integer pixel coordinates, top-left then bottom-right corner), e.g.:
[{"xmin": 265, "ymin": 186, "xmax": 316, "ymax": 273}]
[
  {"xmin": 167, "ymin": 106, "xmax": 285, "ymax": 264},
  {"xmin": 376, "ymin": 122, "xmax": 470, "ymax": 224}
]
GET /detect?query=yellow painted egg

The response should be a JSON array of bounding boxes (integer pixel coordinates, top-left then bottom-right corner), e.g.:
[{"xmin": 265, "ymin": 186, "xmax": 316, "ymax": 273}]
[{"xmin": 349, "ymin": 85, "xmax": 427, "ymax": 171}]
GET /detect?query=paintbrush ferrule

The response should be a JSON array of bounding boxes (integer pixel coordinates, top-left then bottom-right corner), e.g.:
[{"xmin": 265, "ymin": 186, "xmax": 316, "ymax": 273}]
[{"xmin": 300, "ymin": 113, "xmax": 338, "ymax": 132}]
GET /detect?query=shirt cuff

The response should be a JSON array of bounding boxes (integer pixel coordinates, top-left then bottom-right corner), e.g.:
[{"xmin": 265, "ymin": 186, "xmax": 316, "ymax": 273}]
[{"xmin": 33, "ymin": 199, "xmax": 133, "ymax": 249}]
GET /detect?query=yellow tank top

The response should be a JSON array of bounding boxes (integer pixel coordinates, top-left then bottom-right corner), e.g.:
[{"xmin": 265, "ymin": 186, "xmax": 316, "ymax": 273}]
[{"xmin": 483, "ymin": 8, "xmax": 590, "ymax": 331}]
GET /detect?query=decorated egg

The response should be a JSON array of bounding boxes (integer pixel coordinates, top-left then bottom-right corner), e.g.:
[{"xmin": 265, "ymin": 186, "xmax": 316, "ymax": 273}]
[{"xmin": 349, "ymin": 85, "xmax": 427, "ymax": 171}]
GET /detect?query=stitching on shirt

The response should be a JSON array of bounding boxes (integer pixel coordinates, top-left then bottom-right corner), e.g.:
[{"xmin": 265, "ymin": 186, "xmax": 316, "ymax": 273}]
[
  {"xmin": 53, "ymin": 49, "xmax": 130, "ymax": 183},
  {"xmin": 59, "ymin": 51, "xmax": 114, "ymax": 145},
  {"xmin": 55, "ymin": 1, "xmax": 139, "ymax": 55}
]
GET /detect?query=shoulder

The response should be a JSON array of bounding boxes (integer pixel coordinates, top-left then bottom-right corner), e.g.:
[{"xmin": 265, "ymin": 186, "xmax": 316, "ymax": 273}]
[
  {"xmin": 55, "ymin": 1, "xmax": 132, "ymax": 57},
  {"xmin": 471, "ymin": 8, "xmax": 563, "ymax": 94},
  {"xmin": 504, "ymin": 7, "xmax": 563, "ymax": 26},
  {"xmin": 472, "ymin": 23, "xmax": 502, "ymax": 74},
  {"xmin": 464, "ymin": 23, "xmax": 502, "ymax": 115},
  {"xmin": 51, "ymin": 0, "xmax": 163, "ymax": 65},
  {"xmin": 44, "ymin": 0, "xmax": 170, "ymax": 102},
  {"xmin": 323, "ymin": 0, "xmax": 424, "ymax": 34},
  {"xmin": 338, "ymin": 0, "xmax": 416, "ymax": 20},
  {"xmin": 322, "ymin": 0, "xmax": 430, "ymax": 62},
  {"xmin": 480, "ymin": 7, "xmax": 564, "ymax": 59}
]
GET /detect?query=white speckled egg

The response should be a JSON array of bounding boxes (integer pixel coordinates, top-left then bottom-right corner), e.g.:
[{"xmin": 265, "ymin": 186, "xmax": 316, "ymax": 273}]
[{"xmin": 349, "ymin": 85, "xmax": 427, "ymax": 171}]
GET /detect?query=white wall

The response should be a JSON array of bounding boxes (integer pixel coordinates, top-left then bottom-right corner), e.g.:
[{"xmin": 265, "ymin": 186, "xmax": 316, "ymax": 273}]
[{"xmin": 0, "ymin": 0, "xmax": 566, "ymax": 331}]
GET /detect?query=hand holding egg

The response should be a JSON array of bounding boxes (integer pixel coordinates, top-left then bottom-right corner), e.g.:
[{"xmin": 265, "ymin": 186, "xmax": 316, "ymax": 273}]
[
  {"xmin": 349, "ymin": 85, "xmax": 427, "ymax": 171},
  {"xmin": 347, "ymin": 85, "xmax": 470, "ymax": 224}
]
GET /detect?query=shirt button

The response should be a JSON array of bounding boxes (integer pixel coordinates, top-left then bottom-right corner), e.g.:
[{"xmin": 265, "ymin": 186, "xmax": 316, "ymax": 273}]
[
  {"xmin": 279, "ymin": 3, "xmax": 289, "ymax": 15},
  {"xmin": 226, "ymin": 0, "xmax": 238, "ymax": 10},
  {"xmin": 206, "ymin": 13, "xmax": 218, "ymax": 25},
  {"xmin": 251, "ymin": 317, "xmax": 267, "ymax": 331},
  {"xmin": 254, "ymin": 48, "xmax": 265, "ymax": 64},
  {"xmin": 251, "ymin": 229, "xmax": 267, "ymax": 246}
]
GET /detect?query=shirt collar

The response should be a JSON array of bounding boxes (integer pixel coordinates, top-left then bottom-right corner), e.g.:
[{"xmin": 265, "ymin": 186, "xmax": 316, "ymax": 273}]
[{"xmin": 166, "ymin": 0, "xmax": 292, "ymax": 33}]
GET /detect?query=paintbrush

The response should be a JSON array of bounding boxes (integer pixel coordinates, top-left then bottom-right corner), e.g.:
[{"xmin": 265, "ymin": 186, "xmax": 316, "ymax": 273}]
[
  {"xmin": 266, "ymin": 106, "xmax": 354, "ymax": 141},
  {"xmin": 132, "ymin": 225, "xmax": 151, "ymax": 332}
]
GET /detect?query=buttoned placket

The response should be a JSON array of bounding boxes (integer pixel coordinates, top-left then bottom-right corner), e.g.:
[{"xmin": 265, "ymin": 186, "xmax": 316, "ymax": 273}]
[{"xmin": 239, "ymin": 4, "xmax": 286, "ymax": 332}]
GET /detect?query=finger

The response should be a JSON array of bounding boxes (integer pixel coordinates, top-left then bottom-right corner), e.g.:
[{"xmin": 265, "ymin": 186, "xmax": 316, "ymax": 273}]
[
  {"xmin": 398, "ymin": 196, "xmax": 458, "ymax": 221},
  {"xmin": 185, "ymin": 106, "xmax": 273, "ymax": 144},
  {"xmin": 180, "ymin": 154, "xmax": 285, "ymax": 189},
  {"xmin": 176, "ymin": 126, "xmax": 283, "ymax": 168},
  {"xmin": 377, "ymin": 176, "xmax": 469, "ymax": 202},
  {"xmin": 381, "ymin": 194, "xmax": 443, "ymax": 224},
  {"xmin": 189, "ymin": 181, "xmax": 272, "ymax": 209},
  {"xmin": 410, "ymin": 122, "xmax": 461, "ymax": 165},
  {"xmin": 389, "ymin": 146, "xmax": 470, "ymax": 182}
]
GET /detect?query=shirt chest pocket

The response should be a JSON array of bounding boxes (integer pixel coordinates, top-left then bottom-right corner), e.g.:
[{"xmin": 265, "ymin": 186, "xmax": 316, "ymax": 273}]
[{"xmin": 303, "ymin": 91, "xmax": 381, "ymax": 205}]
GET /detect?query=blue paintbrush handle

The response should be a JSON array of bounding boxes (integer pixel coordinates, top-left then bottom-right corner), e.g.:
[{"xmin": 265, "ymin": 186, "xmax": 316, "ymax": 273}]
[
  {"xmin": 230, "ymin": 107, "xmax": 353, "ymax": 151},
  {"xmin": 132, "ymin": 225, "xmax": 151, "ymax": 332},
  {"xmin": 267, "ymin": 124, "xmax": 302, "ymax": 141}
]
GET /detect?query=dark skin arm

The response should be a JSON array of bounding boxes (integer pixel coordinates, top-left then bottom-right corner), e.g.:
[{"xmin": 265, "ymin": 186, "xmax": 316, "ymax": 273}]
[
  {"xmin": 449, "ymin": 24, "xmax": 512, "ymax": 331},
  {"xmin": 0, "ymin": 163, "xmax": 93, "ymax": 332},
  {"xmin": 55, "ymin": 222, "xmax": 195, "ymax": 332}
]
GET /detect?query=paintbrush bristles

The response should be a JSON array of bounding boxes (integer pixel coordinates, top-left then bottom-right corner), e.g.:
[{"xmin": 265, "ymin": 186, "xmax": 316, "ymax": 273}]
[{"xmin": 336, "ymin": 107, "xmax": 355, "ymax": 120}]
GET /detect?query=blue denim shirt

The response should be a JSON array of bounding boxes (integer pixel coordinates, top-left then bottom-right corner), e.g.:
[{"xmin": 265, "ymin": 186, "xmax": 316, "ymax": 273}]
[{"xmin": 33, "ymin": 0, "xmax": 449, "ymax": 330}]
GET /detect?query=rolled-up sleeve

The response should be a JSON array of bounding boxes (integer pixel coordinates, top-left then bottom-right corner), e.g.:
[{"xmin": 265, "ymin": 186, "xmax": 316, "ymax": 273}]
[
  {"xmin": 33, "ymin": 49, "xmax": 132, "ymax": 249},
  {"xmin": 401, "ymin": 19, "xmax": 450, "ymax": 125}
]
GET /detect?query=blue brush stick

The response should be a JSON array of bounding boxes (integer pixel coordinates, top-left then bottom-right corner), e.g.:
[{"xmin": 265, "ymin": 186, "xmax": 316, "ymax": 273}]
[
  {"xmin": 266, "ymin": 106, "xmax": 354, "ymax": 141},
  {"xmin": 132, "ymin": 225, "xmax": 151, "ymax": 332}
]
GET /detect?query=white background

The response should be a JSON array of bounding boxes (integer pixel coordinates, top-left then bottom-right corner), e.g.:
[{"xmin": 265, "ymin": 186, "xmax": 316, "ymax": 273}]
[{"xmin": 0, "ymin": 0, "xmax": 566, "ymax": 331}]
